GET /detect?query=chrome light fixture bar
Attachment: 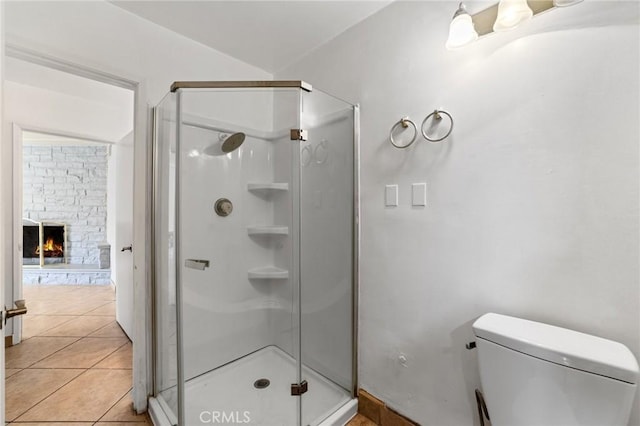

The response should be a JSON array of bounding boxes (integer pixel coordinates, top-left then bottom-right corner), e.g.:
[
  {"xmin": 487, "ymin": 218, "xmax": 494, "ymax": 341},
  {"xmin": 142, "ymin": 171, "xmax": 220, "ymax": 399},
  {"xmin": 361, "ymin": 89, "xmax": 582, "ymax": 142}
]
[
  {"xmin": 446, "ymin": 0, "xmax": 583, "ymax": 49},
  {"xmin": 553, "ymin": 0, "xmax": 584, "ymax": 6}
]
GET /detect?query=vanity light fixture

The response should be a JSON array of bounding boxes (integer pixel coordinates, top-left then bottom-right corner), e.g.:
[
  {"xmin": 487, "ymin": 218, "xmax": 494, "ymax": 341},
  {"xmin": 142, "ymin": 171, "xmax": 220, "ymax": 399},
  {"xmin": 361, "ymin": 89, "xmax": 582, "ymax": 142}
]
[
  {"xmin": 446, "ymin": 0, "xmax": 584, "ymax": 49},
  {"xmin": 446, "ymin": 3, "xmax": 479, "ymax": 50},
  {"xmin": 493, "ymin": 0, "xmax": 533, "ymax": 32}
]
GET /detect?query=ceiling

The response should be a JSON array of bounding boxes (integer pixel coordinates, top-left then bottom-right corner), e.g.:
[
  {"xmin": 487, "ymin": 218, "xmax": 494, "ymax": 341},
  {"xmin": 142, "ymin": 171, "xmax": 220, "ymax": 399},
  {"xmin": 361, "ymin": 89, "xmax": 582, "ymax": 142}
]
[{"xmin": 111, "ymin": 1, "xmax": 393, "ymax": 73}]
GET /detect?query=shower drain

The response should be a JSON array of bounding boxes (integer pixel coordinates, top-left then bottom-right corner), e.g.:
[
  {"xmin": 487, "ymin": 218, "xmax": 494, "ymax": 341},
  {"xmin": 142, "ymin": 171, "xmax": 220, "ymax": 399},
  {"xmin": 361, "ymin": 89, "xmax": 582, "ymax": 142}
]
[{"xmin": 253, "ymin": 378, "xmax": 270, "ymax": 389}]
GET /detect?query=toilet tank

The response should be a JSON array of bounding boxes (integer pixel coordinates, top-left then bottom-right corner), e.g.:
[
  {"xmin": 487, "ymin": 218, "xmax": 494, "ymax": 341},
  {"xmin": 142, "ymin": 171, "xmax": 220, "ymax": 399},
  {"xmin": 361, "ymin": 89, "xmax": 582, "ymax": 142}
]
[{"xmin": 473, "ymin": 313, "xmax": 639, "ymax": 426}]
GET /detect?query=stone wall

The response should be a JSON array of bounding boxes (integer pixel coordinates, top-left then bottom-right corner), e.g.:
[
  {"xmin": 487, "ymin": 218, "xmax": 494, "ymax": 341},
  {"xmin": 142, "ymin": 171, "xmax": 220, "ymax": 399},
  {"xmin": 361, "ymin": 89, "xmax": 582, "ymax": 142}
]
[
  {"xmin": 22, "ymin": 268, "xmax": 112, "ymax": 285},
  {"xmin": 23, "ymin": 145, "xmax": 108, "ymax": 265}
]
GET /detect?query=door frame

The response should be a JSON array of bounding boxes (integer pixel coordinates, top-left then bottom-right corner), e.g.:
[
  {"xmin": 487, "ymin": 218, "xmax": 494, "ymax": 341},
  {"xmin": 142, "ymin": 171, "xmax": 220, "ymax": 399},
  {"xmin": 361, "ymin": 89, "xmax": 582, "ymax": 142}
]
[
  {"xmin": 11, "ymin": 123, "xmax": 118, "ymax": 344},
  {"xmin": 2, "ymin": 43, "xmax": 153, "ymax": 413}
]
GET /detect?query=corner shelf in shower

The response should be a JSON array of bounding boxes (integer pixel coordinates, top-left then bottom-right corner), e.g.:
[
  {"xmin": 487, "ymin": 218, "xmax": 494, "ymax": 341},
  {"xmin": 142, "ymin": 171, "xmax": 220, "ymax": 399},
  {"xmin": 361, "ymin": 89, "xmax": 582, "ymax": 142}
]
[
  {"xmin": 248, "ymin": 266, "xmax": 289, "ymax": 280},
  {"xmin": 247, "ymin": 183, "xmax": 289, "ymax": 193},
  {"xmin": 247, "ymin": 226, "xmax": 289, "ymax": 236}
]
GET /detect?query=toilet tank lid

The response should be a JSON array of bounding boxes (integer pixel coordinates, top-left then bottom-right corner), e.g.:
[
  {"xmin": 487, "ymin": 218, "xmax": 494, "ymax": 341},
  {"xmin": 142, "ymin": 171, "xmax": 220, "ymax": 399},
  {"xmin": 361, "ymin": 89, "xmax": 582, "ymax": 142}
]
[{"xmin": 473, "ymin": 313, "xmax": 639, "ymax": 384}]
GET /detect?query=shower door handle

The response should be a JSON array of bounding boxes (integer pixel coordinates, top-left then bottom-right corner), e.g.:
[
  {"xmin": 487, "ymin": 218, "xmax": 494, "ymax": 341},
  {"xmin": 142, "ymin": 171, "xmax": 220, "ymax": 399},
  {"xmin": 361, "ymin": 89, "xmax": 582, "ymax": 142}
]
[{"xmin": 185, "ymin": 259, "xmax": 210, "ymax": 270}]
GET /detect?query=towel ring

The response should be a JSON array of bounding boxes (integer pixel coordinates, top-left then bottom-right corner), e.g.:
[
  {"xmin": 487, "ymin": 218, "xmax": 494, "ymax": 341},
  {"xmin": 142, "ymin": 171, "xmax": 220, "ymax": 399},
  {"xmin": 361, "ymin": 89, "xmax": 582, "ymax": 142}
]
[
  {"xmin": 389, "ymin": 117, "xmax": 418, "ymax": 149},
  {"xmin": 421, "ymin": 110, "xmax": 453, "ymax": 142}
]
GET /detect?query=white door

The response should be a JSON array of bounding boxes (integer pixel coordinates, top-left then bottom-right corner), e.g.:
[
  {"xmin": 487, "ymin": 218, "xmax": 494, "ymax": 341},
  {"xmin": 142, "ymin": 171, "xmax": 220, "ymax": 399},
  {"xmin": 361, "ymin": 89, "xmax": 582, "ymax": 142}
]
[
  {"xmin": 1, "ymin": 7, "xmax": 7, "ymax": 419},
  {"xmin": 114, "ymin": 133, "xmax": 135, "ymax": 339}
]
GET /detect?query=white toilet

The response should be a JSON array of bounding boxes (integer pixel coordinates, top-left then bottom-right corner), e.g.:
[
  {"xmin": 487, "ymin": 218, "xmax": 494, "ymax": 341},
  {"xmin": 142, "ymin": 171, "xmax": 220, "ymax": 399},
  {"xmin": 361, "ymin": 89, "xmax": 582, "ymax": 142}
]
[{"xmin": 473, "ymin": 313, "xmax": 639, "ymax": 426}]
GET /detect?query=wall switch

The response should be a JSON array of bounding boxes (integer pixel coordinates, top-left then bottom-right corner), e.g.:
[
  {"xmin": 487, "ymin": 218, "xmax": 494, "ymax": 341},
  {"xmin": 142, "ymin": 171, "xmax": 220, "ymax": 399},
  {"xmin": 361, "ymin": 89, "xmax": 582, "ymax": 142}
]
[
  {"xmin": 385, "ymin": 185, "xmax": 398, "ymax": 207},
  {"xmin": 412, "ymin": 183, "xmax": 427, "ymax": 206}
]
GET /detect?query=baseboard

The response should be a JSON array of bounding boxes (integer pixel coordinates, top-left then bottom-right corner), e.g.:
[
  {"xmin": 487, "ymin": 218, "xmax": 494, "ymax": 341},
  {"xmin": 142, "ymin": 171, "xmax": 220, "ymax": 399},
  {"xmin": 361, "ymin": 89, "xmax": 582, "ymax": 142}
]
[{"xmin": 358, "ymin": 389, "xmax": 420, "ymax": 425}]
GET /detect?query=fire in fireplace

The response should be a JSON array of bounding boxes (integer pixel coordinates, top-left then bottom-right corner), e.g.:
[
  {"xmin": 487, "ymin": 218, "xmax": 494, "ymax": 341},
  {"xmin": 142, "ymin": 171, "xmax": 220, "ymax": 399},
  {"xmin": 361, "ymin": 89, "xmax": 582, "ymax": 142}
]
[{"xmin": 35, "ymin": 234, "xmax": 64, "ymax": 257}]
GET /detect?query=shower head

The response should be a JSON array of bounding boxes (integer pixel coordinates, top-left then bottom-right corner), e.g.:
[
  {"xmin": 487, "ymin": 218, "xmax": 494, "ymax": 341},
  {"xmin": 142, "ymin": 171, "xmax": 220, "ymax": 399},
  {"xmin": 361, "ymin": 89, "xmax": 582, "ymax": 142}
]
[
  {"xmin": 221, "ymin": 132, "xmax": 245, "ymax": 153},
  {"xmin": 203, "ymin": 132, "xmax": 246, "ymax": 156}
]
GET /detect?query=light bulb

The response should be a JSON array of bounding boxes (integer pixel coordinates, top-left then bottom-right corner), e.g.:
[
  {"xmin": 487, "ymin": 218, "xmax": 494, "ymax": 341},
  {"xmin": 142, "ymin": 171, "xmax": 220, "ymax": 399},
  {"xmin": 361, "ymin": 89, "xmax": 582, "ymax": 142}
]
[
  {"xmin": 446, "ymin": 3, "xmax": 478, "ymax": 50},
  {"xmin": 493, "ymin": 0, "xmax": 533, "ymax": 32}
]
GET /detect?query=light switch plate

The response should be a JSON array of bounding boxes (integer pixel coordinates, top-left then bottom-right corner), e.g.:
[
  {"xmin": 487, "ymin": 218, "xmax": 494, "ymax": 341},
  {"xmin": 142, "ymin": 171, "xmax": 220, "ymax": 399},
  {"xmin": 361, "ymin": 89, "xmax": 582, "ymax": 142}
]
[
  {"xmin": 385, "ymin": 185, "xmax": 398, "ymax": 207},
  {"xmin": 412, "ymin": 183, "xmax": 427, "ymax": 206}
]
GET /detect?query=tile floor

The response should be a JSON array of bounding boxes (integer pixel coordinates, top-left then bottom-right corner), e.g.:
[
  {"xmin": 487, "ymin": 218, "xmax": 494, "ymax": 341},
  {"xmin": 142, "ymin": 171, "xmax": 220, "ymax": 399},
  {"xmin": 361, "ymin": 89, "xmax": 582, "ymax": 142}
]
[
  {"xmin": 6, "ymin": 285, "xmax": 151, "ymax": 426},
  {"xmin": 8, "ymin": 285, "xmax": 372, "ymax": 426}
]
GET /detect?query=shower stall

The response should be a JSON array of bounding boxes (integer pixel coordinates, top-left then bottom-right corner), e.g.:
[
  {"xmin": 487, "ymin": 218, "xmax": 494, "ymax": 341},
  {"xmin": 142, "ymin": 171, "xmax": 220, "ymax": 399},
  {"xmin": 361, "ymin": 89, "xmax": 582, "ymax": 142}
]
[{"xmin": 150, "ymin": 81, "xmax": 359, "ymax": 426}]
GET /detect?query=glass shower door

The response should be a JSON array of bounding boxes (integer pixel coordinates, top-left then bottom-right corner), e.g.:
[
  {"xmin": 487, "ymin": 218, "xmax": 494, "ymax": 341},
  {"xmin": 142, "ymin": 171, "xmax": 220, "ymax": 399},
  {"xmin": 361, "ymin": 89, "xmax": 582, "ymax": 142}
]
[
  {"xmin": 153, "ymin": 92, "xmax": 180, "ymax": 424},
  {"xmin": 174, "ymin": 87, "xmax": 302, "ymax": 426},
  {"xmin": 298, "ymin": 89, "xmax": 356, "ymax": 425}
]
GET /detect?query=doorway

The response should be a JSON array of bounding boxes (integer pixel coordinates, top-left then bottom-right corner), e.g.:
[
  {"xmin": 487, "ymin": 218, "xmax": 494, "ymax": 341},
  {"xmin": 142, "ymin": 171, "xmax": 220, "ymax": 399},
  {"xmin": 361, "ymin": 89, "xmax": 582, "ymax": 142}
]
[{"xmin": 4, "ymin": 56, "xmax": 140, "ymax": 423}]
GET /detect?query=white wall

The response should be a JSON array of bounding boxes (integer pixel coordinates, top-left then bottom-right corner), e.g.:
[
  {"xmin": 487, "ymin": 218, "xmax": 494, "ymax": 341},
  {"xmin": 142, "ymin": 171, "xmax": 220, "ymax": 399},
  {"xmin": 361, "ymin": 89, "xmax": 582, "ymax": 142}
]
[
  {"xmin": 4, "ymin": 80, "xmax": 131, "ymax": 142},
  {"xmin": 3, "ymin": 0, "xmax": 271, "ymax": 411},
  {"xmin": 4, "ymin": 55, "xmax": 134, "ymax": 141},
  {"xmin": 278, "ymin": 2, "xmax": 640, "ymax": 424}
]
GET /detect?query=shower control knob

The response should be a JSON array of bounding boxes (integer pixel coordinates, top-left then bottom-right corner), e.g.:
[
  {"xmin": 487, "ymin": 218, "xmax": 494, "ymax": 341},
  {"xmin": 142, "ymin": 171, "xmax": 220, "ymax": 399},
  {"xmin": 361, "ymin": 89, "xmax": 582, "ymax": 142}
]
[{"xmin": 214, "ymin": 198, "xmax": 233, "ymax": 217}]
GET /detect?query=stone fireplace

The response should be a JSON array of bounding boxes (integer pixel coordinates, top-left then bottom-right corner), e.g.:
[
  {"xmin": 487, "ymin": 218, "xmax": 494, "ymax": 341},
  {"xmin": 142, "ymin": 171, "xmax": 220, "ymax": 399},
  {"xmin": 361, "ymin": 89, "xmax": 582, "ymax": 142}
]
[{"xmin": 22, "ymin": 144, "xmax": 111, "ymax": 284}]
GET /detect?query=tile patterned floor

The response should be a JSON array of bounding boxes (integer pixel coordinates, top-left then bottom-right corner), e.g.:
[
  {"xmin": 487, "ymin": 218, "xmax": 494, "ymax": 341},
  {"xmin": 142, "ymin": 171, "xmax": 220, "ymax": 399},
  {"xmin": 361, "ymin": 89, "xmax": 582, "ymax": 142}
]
[
  {"xmin": 6, "ymin": 285, "xmax": 151, "ymax": 426},
  {"xmin": 9, "ymin": 285, "xmax": 372, "ymax": 426}
]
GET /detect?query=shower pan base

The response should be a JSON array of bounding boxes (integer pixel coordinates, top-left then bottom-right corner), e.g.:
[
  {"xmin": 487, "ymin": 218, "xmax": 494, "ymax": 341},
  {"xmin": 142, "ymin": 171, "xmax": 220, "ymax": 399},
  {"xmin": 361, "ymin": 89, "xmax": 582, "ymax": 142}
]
[{"xmin": 150, "ymin": 346, "xmax": 356, "ymax": 426}]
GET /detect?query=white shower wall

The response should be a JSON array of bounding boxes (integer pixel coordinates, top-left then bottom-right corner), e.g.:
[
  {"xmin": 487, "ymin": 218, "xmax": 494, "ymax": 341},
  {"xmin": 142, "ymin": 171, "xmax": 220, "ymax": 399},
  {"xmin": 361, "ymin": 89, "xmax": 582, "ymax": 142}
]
[
  {"xmin": 180, "ymin": 126, "xmax": 277, "ymax": 380},
  {"xmin": 177, "ymin": 89, "xmax": 296, "ymax": 381}
]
